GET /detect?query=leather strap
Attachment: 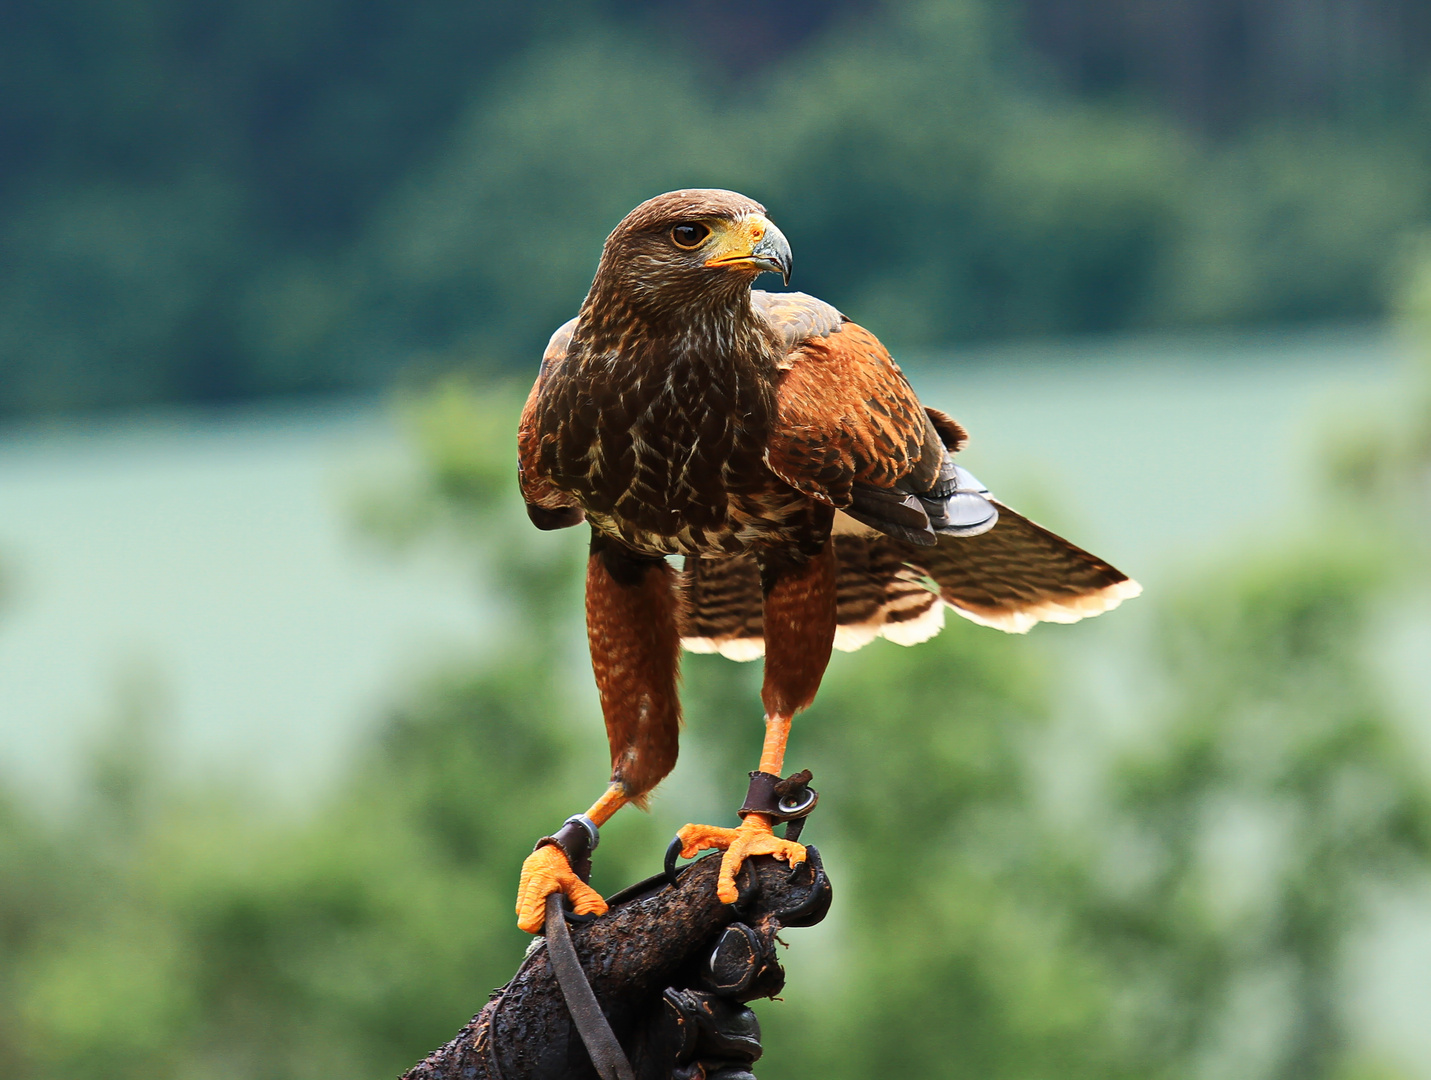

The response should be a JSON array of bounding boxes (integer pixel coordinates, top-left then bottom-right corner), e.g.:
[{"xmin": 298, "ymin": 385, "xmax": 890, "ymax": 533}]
[
  {"xmin": 535, "ymin": 814, "xmax": 599, "ymax": 883},
  {"xmin": 544, "ymin": 894, "xmax": 635, "ymax": 1080},
  {"xmin": 738, "ymin": 769, "xmax": 818, "ymax": 822}
]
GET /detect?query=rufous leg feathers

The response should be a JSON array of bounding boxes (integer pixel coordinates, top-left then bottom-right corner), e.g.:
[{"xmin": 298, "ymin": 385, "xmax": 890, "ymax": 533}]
[
  {"xmin": 586, "ymin": 532, "xmax": 683, "ymax": 805},
  {"xmin": 756, "ymin": 539, "xmax": 839, "ymax": 719}
]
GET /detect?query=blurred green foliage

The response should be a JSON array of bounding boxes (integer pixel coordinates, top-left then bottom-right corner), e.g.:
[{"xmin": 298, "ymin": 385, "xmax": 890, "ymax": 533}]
[
  {"xmin": 2, "ymin": 344, "xmax": 1431, "ymax": 1077},
  {"xmin": 3, "ymin": 0, "xmax": 1430, "ymax": 414}
]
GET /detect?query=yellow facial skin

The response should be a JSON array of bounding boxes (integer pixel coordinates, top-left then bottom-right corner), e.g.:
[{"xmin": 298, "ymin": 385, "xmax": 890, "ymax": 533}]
[{"xmin": 701, "ymin": 214, "xmax": 792, "ymax": 283}]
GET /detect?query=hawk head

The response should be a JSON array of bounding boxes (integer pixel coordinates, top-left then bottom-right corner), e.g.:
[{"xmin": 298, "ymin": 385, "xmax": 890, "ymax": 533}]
[{"xmin": 589, "ymin": 189, "xmax": 792, "ymax": 320}]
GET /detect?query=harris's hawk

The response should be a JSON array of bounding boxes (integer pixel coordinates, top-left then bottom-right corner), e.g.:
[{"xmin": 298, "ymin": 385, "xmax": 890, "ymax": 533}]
[{"xmin": 514, "ymin": 189, "xmax": 1139, "ymax": 931}]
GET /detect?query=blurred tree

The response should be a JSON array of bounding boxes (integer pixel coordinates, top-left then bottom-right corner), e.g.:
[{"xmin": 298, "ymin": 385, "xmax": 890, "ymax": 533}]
[
  {"xmin": 1087, "ymin": 555, "xmax": 1430, "ymax": 1080},
  {"xmin": 1332, "ymin": 231, "xmax": 1431, "ymax": 546},
  {"xmin": 3, "ymin": 0, "xmax": 1429, "ymax": 415},
  {"xmin": 1022, "ymin": 0, "xmax": 1431, "ymax": 134}
]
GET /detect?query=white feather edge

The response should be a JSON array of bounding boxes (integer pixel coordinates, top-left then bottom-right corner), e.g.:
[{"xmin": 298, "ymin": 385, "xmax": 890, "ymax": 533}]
[
  {"xmin": 680, "ymin": 577, "xmax": 1142, "ymax": 657},
  {"xmin": 681, "ymin": 636, "xmax": 767, "ymax": 662},
  {"xmin": 880, "ymin": 598, "xmax": 948, "ymax": 645},
  {"xmin": 840, "ymin": 586, "xmax": 945, "ymax": 651},
  {"xmin": 946, "ymin": 577, "xmax": 1143, "ymax": 635}
]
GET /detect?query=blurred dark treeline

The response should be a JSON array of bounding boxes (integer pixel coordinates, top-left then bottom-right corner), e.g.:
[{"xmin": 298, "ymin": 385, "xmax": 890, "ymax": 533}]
[
  {"xmin": 1026, "ymin": 0, "xmax": 1431, "ymax": 132},
  {"xmin": 4, "ymin": 0, "xmax": 1431, "ymax": 415}
]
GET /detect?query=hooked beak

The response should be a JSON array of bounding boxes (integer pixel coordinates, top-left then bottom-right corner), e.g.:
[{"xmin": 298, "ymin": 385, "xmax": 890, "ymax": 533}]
[{"xmin": 704, "ymin": 214, "xmax": 792, "ymax": 286}]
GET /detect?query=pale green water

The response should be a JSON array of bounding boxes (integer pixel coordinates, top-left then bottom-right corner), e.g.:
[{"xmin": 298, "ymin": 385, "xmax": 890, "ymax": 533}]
[
  {"xmin": 0, "ymin": 326, "xmax": 1413, "ymax": 809},
  {"xmin": 0, "ymin": 400, "xmax": 491, "ymax": 809}
]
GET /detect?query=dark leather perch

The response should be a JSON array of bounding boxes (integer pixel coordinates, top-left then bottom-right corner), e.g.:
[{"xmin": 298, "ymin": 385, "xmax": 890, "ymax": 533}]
[{"xmin": 401, "ymin": 849, "xmax": 833, "ymax": 1080}]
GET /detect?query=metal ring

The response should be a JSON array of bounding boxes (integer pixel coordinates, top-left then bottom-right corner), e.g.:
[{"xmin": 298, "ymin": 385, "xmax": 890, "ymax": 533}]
[{"xmin": 776, "ymin": 788, "xmax": 816, "ymax": 816}]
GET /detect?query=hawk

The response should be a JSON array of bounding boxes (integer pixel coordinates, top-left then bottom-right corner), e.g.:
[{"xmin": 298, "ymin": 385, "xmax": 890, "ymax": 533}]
[{"xmin": 514, "ymin": 189, "xmax": 1139, "ymax": 932}]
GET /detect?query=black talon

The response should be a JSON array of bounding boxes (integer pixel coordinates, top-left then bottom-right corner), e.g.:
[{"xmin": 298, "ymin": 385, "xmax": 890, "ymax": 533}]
[
  {"xmin": 771, "ymin": 845, "xmax": 832, "ymax": 927},
  {"xmin": 555, "ymin": 893, "xmax": 600, "ymax": 925},
  {"xmin": 664, "ymin": 835, "xmax": 687, "ymax": 886}
]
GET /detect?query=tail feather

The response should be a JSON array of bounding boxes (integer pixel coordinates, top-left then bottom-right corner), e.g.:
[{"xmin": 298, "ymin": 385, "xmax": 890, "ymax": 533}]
[
  {"xmin": 680, "ymin": 553, "xmax": 766, "ymax": 661},
  {"xmin": 677, "ymin": 504, "xmax": 1139, "ymax": 658},
  {"xmin": 829, "ymin": 535, "xmax": 945, "ymax": 652},
  {"xmin": 906, "ymin": 503, "xmax": 1140, "ymax": 635}
]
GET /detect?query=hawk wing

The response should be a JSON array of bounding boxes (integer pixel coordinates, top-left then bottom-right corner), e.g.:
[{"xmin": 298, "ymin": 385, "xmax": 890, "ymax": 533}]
[
  {"xmin": 517, "ymin": 318, "xmax": 585, "ymax": 530},
  {"xmin": 912, "ymin": 504, "xmax": 1141, "ymax": 633},
  {"xmin": 756, "ymin": 291, "xmax": 996, "ymax": 546}
]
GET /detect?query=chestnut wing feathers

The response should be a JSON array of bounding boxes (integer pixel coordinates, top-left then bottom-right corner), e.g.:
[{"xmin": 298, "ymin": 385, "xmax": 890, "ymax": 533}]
[
  {"xmin": 764, "ymin": 320, "xmax": 934, "ymax": 501},
  {"xmin": 759, "ymin": 297, "xmax": 994, "ymax": 546},
  {"xmin": 763, "ymin": 319, "xmax": 955, "ymax": 549}
]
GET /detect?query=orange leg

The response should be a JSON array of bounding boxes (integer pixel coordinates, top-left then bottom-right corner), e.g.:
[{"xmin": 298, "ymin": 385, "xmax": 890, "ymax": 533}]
[
  {"xmin": 760, "ymin": 712, "xmax": 793, "ymax": 775},
  {"xmin": 676, "ymin": 538, "xmax": 836, "ymax": 903},
  {"xmin": 585, "ymin": 783, "xmax": 628, "ymax": 826},
  {"xmin": 515, "ymin": 531, "xmax": 682, "ymax": 933}
]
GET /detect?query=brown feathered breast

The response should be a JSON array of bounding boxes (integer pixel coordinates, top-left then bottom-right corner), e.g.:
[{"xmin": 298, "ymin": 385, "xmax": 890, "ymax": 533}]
[{"xmin": 519, "ymin": 308, "xmax": 824, "ymax": 556}]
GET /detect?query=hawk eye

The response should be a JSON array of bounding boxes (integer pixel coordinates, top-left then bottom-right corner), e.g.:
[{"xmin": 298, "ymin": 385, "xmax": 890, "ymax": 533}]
[{"xmin": 670, "ymin": 222, "xmax": 711, "ymax": 249}]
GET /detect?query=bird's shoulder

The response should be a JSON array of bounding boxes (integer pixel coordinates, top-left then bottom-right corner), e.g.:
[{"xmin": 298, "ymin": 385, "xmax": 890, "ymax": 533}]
[
  {"xmin": 756, "ymin": 291, "xmax": 940, "ymax": 504},
  {"xmin": 538, "ymin": 316, "xmax": 580, "ymax": 381},
  {"xmin": 750, "ymin": 290, "xmax": 846, "ymax": 357},
  {"xmin": 750, "ymin": 291, "xmax": 913, "ymax": 402}
]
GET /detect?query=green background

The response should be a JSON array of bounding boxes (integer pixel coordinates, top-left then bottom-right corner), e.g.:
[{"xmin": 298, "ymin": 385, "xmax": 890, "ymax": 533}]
[{"xmin": 3, "ymin": 2, "xmax": 1431, "ymax": 1077}]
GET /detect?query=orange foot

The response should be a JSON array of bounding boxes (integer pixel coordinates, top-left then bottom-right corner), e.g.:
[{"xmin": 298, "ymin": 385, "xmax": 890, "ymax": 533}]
[
  {"xmin": 515, "ymin": 844, "xmax": 608, "ymax": 934},
  {"xmin": 677, "ymin": 813, "xmax": 808, "ymax": 904}
]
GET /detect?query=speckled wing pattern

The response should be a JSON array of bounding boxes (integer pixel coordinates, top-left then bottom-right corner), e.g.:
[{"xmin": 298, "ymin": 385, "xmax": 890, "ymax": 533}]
[{"xmin": 517, "ymin": 318, "xmax": 585, "ymax": 530}]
